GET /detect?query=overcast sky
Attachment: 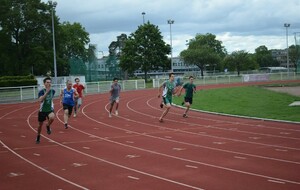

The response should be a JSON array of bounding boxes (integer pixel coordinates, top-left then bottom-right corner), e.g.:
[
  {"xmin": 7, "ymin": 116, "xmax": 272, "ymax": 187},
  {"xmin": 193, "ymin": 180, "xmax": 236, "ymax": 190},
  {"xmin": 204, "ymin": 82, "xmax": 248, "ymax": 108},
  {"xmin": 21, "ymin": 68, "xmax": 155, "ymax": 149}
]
[{"xmin": 48, "ymin": 0, "xmax": 300, "ymax": 57}]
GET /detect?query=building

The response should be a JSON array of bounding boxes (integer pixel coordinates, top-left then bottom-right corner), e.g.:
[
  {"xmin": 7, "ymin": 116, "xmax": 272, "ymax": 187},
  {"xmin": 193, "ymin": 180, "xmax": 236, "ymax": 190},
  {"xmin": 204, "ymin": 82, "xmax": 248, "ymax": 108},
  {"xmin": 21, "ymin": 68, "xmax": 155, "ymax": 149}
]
[
  {"xmin": 172, "ymin": 57, "xmax": 200, "ymax": 73},
  {"xmin": 270, "ymin": 49, "xmax": 292, "ymax": 68}
]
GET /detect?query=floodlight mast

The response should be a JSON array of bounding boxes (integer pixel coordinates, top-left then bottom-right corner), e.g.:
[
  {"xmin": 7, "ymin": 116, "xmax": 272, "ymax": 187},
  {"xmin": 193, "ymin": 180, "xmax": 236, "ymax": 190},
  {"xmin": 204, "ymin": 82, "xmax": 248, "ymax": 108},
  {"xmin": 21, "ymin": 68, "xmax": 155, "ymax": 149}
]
[{"xmin": 284, "ymin": 23, "xmax": 290, "ymax": 77}]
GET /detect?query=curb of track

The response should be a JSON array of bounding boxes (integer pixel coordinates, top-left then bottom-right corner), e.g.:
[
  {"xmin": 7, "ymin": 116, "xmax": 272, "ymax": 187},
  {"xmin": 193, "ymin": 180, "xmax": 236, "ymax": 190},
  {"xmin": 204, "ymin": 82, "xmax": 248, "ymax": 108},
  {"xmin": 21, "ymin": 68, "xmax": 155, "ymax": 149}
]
[{"xmin": 174, "ymin": 104, "xmax": 300, "ymax": 125}]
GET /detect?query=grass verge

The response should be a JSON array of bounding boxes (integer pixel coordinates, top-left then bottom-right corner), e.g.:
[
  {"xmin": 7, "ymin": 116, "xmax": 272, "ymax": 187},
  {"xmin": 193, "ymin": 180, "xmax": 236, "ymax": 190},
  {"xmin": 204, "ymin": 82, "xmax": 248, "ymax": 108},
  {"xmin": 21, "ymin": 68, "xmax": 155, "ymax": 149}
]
[{"xmin": 173, "ymin": 86, "xmax": 300, "ymax": 122}]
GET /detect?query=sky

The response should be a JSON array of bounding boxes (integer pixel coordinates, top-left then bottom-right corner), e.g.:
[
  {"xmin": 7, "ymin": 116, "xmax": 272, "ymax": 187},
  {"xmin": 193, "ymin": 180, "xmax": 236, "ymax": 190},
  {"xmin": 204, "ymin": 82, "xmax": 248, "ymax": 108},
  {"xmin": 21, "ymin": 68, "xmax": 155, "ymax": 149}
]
[{"xmin": 47, "ymin": 0, "xmax": 300, "ymax": 57}]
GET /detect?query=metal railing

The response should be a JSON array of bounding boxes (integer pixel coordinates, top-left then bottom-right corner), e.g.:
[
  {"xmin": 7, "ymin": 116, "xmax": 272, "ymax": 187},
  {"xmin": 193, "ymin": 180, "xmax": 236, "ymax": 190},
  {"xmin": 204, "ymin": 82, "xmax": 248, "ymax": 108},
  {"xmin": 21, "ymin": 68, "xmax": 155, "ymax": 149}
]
[
  {"xmin": 153, "ymin": 72, "xmax": 300, "ymax": 87},
  {"xmin": 0, "ymin": 80, "xmax": 145, "ymax": 103}
]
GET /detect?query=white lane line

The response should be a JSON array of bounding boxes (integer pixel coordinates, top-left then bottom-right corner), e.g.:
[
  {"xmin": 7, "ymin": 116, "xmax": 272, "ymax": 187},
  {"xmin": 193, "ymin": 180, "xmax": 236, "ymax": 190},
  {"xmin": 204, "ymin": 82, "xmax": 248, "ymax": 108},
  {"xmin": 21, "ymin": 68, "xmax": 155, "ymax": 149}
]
[
  {"xmin": 268, "ymin": 179, "xmax": 286, "ymax": 184},
  {"xmin": 33, "ymin": 153, "xmax": 41, "ymax": 156},
  {"xmin": 185, "ymin": 165, "xmax": 198, "ymax": 169},
  {"xmin": 145, "ymin": 98, "xmax": 300, "ymax": 141},
  {"xmin": 125, "ymin": 154, "xmax": 140, "ymax": 159},
  {"xmin": 280, "ymin": 132, "xmax": 291, "ymax": 135},
  {"xmin": 128, "ymin": 176, "xmax": 140, "ymax": 180},
  {"xmin": 248, "ymin": 137, "xmax": 261, "ymax": 140},
  {"xmin": 213, "ymin": 142, "xmax": 226, "ymax": 145},
  {"xmin": 72, "ymin": 163, "xmax": 87, "ymax": 167},
  {"xmin": 25, "ymin": 99, "xmax": 299, "ymax": 189},
  {"xmin": 0, "ymin": 105, "xmax": 35, "ymax": 119},
  {"xmin": 8, "ymin": 172, "xmax": 24, "ymax": 177},
  {"xmin": 0, "ymin": 140, "xmax": 89, "ymax": 190},
  {"xmin": 275, "ymin": 149, "xmax": 288, "ymax": 152},
  {"xmin": 172, "ymin": 147, "xmax": 186, "ymax": 151},
  {"xmin": 29, "ymin": 110, "xmax": 205, "ymax": 190},
  {"xmin": 81, "ymin": 99, "xmax": 300, "ymax": 185}
]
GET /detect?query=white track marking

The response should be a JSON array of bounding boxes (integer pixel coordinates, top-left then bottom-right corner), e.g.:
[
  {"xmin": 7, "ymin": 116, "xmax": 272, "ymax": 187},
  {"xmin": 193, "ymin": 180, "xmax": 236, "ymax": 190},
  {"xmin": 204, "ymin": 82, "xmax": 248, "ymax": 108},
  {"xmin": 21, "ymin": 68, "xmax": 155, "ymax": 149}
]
[
  {"xmin": 8, "ymin": 172, "xmax": 24, "ymax": 177},
  {"xmin": 0, "ymin": 140, "xmax": 89, "ymax": 190},
  {"xmin": 234, "ymin": 156, "xmax": 247, "ymax": 160},
  {"xmin": 0, "ymin": 105, "xmax": 36, "ymax": 119},
  {"xmin": 185, "ymin": 165, "xmax": 198, "ymax": 169},
  {"xmin": 83, "ymin": 99, "xmax": 300, "ymax": 166},
  {"xmin": 147, "ymin": 96, "xmax": 300, "ymax": 133},
  {"xmin": 27, "ymin": 109, "xmax": 205, "ymax": 190},
  {"xmin": 75, "ymin": 102, "xmax": 300, "ymax": 185},
  {"xmin": 128, "ymin": 176, "xmax": 140, "ymax": 180},
  {"xmin": 124, "ymin": 97, "xmax": 300, "ymax": 150},
  {"xmin": 126, "ymin": 154, "xmax": 140, "ymax": 159},
  {"xmin": 6, "ymin": 94, "xmax": 299, "ymax": 190},
  {"xmin": 268, "ymin": 179, "xmax": 286, "ymax": 184}
]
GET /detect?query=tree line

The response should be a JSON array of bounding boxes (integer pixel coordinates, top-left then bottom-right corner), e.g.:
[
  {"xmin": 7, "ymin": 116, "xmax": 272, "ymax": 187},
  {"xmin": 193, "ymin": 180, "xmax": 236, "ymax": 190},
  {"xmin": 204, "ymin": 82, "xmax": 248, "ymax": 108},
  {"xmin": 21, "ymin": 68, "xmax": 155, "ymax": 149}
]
[
  {"xmin": 0, "ymin": 0, "xmax": 90, "ymax": 77},
  {"xmin": 1, "ymin": 0, "xmax": 298, "ymax": 80}
]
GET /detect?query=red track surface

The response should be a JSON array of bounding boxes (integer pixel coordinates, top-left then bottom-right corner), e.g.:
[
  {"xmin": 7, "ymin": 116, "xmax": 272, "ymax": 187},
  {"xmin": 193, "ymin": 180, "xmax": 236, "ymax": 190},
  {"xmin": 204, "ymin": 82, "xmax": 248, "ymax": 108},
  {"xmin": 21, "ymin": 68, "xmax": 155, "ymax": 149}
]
[{"xmin": 1, "ymin": 83, "xmax": 300, "ymax": 190}]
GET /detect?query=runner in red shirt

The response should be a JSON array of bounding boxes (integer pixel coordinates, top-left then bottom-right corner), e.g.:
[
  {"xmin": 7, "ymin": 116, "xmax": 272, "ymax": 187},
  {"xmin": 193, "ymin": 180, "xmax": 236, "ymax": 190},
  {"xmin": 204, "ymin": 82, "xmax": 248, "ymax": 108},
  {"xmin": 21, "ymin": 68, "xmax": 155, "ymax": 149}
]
[{"xmin": 73, "ymin": 78, "xmax": 85, "ymax": 117}]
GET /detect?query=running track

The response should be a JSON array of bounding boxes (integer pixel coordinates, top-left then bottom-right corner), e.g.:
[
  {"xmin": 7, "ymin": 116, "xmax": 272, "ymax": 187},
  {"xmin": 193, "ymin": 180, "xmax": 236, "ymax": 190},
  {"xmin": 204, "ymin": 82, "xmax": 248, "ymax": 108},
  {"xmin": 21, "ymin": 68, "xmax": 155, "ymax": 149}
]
[{"xmin": 0, "ymin": 82, "xmax": 300, "ymax": 190}]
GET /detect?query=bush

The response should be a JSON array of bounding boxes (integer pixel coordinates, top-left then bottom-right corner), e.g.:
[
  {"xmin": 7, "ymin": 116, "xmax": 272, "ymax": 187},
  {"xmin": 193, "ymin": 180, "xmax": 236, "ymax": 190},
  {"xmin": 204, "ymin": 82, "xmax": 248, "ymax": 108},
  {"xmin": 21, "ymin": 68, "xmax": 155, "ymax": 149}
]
[{"xmin": 0, "ymin": 75, "xmax": 37, "ymax": 87}]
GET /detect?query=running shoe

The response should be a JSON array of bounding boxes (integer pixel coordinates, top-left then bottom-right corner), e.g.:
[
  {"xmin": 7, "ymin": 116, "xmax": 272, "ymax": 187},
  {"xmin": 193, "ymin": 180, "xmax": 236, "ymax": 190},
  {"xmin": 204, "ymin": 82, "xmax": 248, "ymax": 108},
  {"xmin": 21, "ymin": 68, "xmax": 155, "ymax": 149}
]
[
  {"xmin": 115, "ymin": 110, "xmax": 118, "ymax": 116},
  {"xmin": 64, "ymin": 123, "xmax": 68, "ymax": 129},
  {"xmin": 36, "ymin": 135, "xmax": 40, "ymax": 144},
  {"xmin": 183, "ymin": 113, "xmax": 188, "ymax": 118},
  {"xmin": 46, "ymin": 125, "xmax": 51, "ymax": 135},
  {"xmin": 109, "ymin": 113, "xmax": 112, "ymax": 118},
  {"xmin": 160, "ymin": 103, "xmax": 163, "ymax": 108}
]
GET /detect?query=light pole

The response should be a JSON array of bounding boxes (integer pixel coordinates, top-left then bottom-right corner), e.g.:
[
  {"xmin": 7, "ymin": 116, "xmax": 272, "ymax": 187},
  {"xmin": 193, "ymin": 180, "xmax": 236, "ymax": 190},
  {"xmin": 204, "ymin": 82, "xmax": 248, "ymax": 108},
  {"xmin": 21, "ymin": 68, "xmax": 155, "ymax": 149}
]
[
  {"xmin": 168, "ymin": 19, "xmax": 174, "ymax": 72},
  {"xmin": 142, "ymin": 12, "xmax": 145, "ymax": 24},
  {"xmin": 49, "ymin": 1, "xmax": 57, "ymax": 84},
  {"xmin": 284, "ymin": 23, "xmax": 290, "ymax": 77}
]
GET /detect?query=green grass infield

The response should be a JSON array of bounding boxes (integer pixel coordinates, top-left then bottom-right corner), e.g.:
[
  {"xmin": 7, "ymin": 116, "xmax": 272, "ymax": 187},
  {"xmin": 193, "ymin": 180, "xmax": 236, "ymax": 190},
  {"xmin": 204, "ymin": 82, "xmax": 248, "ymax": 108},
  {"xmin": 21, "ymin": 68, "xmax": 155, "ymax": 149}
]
[{"xmin": 173, "ymin": 85, "xmax": 300, "ymax": 122}]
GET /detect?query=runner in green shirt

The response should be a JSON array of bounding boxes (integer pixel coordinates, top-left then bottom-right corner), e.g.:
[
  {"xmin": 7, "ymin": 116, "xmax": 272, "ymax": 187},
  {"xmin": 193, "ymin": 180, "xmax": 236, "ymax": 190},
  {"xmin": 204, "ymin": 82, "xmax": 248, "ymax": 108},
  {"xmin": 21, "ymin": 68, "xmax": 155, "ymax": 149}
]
[
  {"xmin": 158, "ymin": 73, "xmax": 179, "ymax": 122},
  {"xmin": 36, "ymin": 77, "xmax": 56, "ymax": 144},
  {"xmin": 178, "ymin": 76, "xmax": 196, "ymax": 118}
]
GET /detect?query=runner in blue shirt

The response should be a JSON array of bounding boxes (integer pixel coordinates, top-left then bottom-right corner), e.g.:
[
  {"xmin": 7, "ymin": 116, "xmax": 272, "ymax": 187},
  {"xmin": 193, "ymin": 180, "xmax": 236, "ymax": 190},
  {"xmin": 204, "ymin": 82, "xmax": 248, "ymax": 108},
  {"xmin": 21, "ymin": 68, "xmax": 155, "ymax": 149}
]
[{"xmin": 60, "ymin": 80, "xmax": 78, "ymax": 129}]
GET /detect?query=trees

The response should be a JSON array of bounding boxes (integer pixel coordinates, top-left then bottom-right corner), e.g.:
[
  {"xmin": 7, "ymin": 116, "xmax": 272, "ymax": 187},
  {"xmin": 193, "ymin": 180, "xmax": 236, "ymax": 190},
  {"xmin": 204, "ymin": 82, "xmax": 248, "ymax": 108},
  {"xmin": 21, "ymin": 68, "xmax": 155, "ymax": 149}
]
[
  {"xmin": 255, "ymin": 45, "xmax": 279, "ymax": 68},
  {"xmin": 223, "ymin": 50, "xmax": 257, "ymax": 76},
  {"xmin": 180, "ymin": 33, "xmax": 226, "ymax": 77},
  {"xmin": 0, "ymin": 0, "xmax": 52, "ymax": 76},
  {"xmin": 119, "ymin": 22, "xmax": 170, "ymax": 82},
  {"xmin": 0, "ymin": 0, "xmax": 91, "ymax": 77},
  {"xmin": 289, "ymin": 45, "xmax": 300, "ymax": 72},
  {"xmin": 58, "ymin": 22, "xmax": 90, "ymax": 76}
]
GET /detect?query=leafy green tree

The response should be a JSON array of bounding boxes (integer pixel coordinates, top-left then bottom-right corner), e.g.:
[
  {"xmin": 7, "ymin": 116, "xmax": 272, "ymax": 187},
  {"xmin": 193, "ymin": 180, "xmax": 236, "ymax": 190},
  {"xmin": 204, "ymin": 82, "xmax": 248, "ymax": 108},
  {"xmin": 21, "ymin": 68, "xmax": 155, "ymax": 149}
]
[
  {"xmin": 106, "ymin": 34, "xmax": 127, "ymax": 80},
  {"xmin": 255, "ymin": 45, "xmax": 278, "ymax": 68},
  {"xmin": 223, "ymin": 50, "xmax": 257, "ymax": 75},
  {"xmin": 119, "ymin": 22, "xmax": 170, "ymax": 82},
  {"xmin": 289, "ymin": 45, "xmax": 300, "ymax": 72},
  {"xmin": 0, "ymin": 0, "xmax": 91, "ymax": 77},
  {"xmin": 180, "ymin": 33, "xmax": 226, "ymax": 77},
  {"xmin": 58, "ymin": 22, "xmax": 90, "ymax": 76},
  {"xmin": 0, "ymin": 0, "xmax": 52, "ymax": 76}
]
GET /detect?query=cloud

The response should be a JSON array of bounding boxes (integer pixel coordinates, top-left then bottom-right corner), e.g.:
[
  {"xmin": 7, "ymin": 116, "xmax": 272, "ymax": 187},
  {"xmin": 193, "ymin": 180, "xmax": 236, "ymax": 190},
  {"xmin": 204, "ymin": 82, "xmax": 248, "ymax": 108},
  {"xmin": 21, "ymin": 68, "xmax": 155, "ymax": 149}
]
[{"xmin": 46, "ymin": 0, "xmax": 300, "ymax": 56}]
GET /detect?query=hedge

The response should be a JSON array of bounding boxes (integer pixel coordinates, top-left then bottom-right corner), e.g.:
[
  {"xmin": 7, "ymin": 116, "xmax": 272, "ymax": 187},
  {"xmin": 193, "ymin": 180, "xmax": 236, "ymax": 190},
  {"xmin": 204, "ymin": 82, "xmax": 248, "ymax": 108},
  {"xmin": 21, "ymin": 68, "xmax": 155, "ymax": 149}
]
[{"xmin": 0, "ymin": 75, "xmax": 37, "ymax": 87}]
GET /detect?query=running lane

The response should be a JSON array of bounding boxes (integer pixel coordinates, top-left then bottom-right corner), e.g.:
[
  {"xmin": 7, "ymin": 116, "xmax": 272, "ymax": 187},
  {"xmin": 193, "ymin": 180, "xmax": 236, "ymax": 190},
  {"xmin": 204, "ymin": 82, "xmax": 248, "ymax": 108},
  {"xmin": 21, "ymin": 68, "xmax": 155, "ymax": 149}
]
[{"xmin": 0, "ymin": 83, "xmax": 299, "ymax": 190}]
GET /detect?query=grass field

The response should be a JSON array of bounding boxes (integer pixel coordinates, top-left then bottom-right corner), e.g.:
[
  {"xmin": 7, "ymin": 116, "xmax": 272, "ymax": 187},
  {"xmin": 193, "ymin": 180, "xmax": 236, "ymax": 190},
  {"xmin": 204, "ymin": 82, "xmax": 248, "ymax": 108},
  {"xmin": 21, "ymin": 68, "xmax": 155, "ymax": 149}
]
[{"xmin": 173, "ymin": 85, "xmax": 300, "ymax": 122}]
